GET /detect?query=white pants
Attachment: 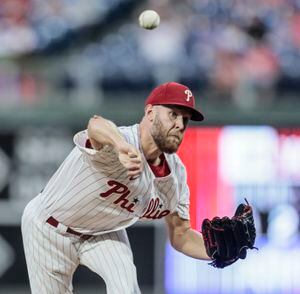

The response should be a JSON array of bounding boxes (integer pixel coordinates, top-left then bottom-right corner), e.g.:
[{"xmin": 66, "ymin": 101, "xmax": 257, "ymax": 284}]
[{"xmin": 21, "ymin": 197, "xmax": 141, "ymax": 294}]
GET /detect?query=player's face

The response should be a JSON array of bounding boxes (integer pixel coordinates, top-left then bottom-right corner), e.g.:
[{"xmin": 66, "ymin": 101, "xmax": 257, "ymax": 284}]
[{"xmin": 150, "ymin": 105, "xmax": 191, "ymax": 153}]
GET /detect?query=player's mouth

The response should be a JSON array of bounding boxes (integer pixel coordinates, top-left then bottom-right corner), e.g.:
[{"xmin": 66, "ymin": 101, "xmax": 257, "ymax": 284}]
[{"xmin": 169, "ymin": 135, "xmax": 181, "ymax": 141}]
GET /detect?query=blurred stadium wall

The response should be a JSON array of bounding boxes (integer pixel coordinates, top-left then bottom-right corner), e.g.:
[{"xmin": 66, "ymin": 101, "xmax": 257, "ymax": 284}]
[{"xmin": 1, "ymin": 0, "xmax": 300, "ymax": 293}]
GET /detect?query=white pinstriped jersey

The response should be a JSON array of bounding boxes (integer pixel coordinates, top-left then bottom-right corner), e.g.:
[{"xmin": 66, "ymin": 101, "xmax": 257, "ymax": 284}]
[{"xmin": 38, "ymin": 124, "xmax": 190, "ymax": 235}]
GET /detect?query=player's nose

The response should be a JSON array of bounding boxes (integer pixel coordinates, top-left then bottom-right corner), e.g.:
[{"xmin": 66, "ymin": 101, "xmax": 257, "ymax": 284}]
[{"xmin": 175, "ymin": 116, "xmax": 185, "ymax": 131}]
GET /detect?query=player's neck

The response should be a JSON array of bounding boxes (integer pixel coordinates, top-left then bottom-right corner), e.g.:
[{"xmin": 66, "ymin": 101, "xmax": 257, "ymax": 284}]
[{"xmin": 147, "ymin": 154, "xmax": 162, "ymax": 166}]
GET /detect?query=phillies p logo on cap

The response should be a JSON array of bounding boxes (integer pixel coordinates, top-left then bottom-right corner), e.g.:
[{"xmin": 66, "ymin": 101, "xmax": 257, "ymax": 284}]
[{"xmin": 184, "ymin": 89, "xmax": 193, "ymax": 102}]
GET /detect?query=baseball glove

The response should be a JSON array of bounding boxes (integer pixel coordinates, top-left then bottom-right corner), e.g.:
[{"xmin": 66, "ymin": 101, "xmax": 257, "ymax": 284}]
[{"xmin": 201, "ymin": 199, "xmax": 257, "ymax": 268}]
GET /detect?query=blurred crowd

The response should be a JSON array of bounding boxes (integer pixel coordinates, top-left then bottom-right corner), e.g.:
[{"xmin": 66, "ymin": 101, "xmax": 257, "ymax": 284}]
[
  {"xmin": 0, "ymin": 0, "xmax": 123, "ymax": 56},
  {"xmin": 1, "ymin": 0, "xmax": 300, "ymax": 109}
]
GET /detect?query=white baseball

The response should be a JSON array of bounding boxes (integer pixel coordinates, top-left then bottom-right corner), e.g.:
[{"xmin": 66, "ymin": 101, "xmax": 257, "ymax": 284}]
[{"xmin": 138, "ymin": 10, "xmax": 160, "ymax": 30}]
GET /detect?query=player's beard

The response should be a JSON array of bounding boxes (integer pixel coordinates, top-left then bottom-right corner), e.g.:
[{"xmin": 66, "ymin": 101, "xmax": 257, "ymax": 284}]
[{"xmin": 150, "ymin": 115, "xmax": 183, "ymax": 154}]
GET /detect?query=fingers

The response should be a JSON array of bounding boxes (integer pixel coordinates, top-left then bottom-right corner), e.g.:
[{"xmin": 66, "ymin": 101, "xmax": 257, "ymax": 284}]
[
  {"xmin": 118, "ymin": 143, "xmax": 143, "ymax": 179},
  {"xmin": 128, "ymin": 149, "xmax": 142, "ymax": 161},
  {"xmin": 126, "ymin": 162, "xmax": 143, "ymax": 178},
  {"xmin": 128, "ymin": 151, "xmax": 138, "ymax": 158},
  {"xmin": 127, "ymin": 152, "xmax": 142, "ymax": 163},
  {"xmin": 128, "ymin": 165, "xmax": 142, "ymax": 171},
  {"xmin": 125, "ymin": 166, "xmax": 142, "ymax": 179},
  {"xmin": 127, "ymin": 168, "xmax": 143, "ymax": 180}
]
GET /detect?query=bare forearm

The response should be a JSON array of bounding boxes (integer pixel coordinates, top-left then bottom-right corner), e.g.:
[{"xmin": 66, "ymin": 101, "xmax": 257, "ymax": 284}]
[
  {"xmin": 87, "ymin": 115, "xmax": 125, "ymax": 148},
  {"xmin": 87, "ymin": 115, "xmax": 143, "ymax": 178},
  {"xmin": 171, "ymin": 228, "xmax": 211, "ymax": 260}
]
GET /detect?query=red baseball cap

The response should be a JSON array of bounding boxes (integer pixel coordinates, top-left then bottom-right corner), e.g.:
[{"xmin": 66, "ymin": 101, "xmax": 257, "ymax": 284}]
[{"xmin": 145, "ymin": 82, "xmax": 204, "ymax": 121}]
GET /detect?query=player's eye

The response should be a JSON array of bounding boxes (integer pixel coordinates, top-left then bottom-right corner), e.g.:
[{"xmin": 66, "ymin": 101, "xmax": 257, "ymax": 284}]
[{"xmin": 170, "ymin": 111, "xmax": 178, "ymax": 120}]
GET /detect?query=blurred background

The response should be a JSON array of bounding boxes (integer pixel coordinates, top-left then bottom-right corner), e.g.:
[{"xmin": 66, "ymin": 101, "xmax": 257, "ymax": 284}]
[{"xmin": 0, "ymin": 0, "xmax": 300, "ymax": 293}]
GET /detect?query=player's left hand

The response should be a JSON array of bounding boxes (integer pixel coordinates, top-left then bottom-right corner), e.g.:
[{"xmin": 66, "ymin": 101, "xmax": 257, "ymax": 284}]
[{"xmin": 201, "ymin": 199, "xmax": 257, "ymax": 268}]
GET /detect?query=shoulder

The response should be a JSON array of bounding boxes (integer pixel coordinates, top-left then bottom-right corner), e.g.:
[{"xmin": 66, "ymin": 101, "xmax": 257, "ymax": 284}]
[
  {"xmin": 165, "ymin": 153, "xmax": 187, "ymax": 176},
  {"xmin": 118, "ymin": 124, "xmax": 138, "ymax": 137},
  {"xmin": 118, "ymin": 124, "xmax": 140, "ymax": 147},
  {"xmin": 73, "ymin": 129, "xmax": 115, "ymax": 156}
]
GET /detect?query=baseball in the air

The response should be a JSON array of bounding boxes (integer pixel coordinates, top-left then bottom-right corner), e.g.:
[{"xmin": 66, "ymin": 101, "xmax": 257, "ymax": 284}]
[{"xmin": 139, "ymin": 10, "xmax": 160, "ymax": 30}]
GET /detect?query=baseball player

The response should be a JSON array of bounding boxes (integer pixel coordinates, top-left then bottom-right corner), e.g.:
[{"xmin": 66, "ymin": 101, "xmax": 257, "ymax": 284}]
[{"xmin": 21, "ymin": 82, "xmax": 211, "ymax": 294}]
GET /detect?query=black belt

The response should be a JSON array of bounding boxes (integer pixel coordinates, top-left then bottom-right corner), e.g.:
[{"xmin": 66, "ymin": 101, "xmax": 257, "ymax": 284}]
[{"xmin": 46, "ymin": 216, "xmax": 93, "ymax": 240}]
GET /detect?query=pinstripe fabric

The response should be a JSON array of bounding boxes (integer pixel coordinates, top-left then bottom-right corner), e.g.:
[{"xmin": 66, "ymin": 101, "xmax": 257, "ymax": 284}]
[
  {"xmin": 22, "ymin": 197, "xmax": 79, "ymax": 294},
  {"xmin": 21, "ymin": 123, "xmax": 190, "ymax": 293},
  {"xmin": 80, "ymin": 231, "xmax": 140, "ymax": 294},
  {"xmin": 38, "ymin": 124, "xmax": 190, "ymax": 234},
  {"xmin": 22, "ymin": 197, "xmax": 140, "ymax": 294}
]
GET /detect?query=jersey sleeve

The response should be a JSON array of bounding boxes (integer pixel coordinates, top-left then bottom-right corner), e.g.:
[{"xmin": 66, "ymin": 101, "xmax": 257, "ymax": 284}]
[
  {"xmin": 175, "ymin": 159, "xmax": 190, "ymax": 220},
  {"xmin": 73, "ymin": 130, "xmax": 119, "ymax": 166}
]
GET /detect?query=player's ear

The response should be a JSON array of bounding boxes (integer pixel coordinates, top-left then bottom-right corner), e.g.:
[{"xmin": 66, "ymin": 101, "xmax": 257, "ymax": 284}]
[{"xmin": 145, "ymin": 104, "xmax": 155, "ymax": 122}]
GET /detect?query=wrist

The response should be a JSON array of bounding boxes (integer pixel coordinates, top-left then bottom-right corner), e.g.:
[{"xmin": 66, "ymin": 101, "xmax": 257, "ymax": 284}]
[{"xmin": 112, "ymin": 136, "xmax": 127, "ymax": 151}]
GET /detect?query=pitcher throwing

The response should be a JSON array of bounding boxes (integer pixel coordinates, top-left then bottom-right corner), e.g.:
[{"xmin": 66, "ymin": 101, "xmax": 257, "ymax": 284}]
[{"xmin": 21, "ymin": 82, "xmax": 256, "ymax": 294}]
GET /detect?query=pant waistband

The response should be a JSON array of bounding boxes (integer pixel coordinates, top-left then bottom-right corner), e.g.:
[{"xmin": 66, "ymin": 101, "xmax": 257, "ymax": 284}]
[{"xmin": 46, "ymin": 216, "xmax": 93, "ymax": 241}]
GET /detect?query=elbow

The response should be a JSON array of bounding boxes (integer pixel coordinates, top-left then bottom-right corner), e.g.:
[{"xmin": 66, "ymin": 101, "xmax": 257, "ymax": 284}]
[
  {"xmin": 169, "ymin": 234, "xmax": 184, "ymax": 253},
  {"xmin": 87, "ymin": 116, "xmax": 105, "ymax": 150},
  {"xmin": 87, "ymin": 116, "xmax": 104, "ymax": 139},
  {"xmin": 171, "ymin": 243, "xmax": 182, "ymax": 253},
  {"xmin": 170, "ymin": 241, "xmax": 179, "ymax": 252},
  {"xmin": 169, "ymin": 238, "xmax": 176, "ymax": 250},
  {"xmin": 87, "ymin": 118, "xmax": 95, "ymax": 138}
]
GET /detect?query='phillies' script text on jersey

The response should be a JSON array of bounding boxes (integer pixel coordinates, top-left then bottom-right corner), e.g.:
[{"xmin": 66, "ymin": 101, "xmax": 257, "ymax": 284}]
[{"xmin": 100, "ymin": 179, "xmax": 171, "ymax": 219}]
